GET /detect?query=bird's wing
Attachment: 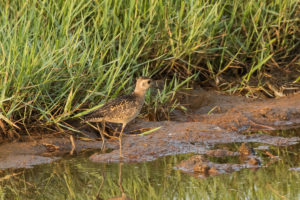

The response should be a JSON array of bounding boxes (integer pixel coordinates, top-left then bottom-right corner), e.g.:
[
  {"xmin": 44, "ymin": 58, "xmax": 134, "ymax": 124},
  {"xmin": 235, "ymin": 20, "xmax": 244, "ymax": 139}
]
[{"xmin": 84, "ymin": 94, "xmax": 133, "ymax": 120}]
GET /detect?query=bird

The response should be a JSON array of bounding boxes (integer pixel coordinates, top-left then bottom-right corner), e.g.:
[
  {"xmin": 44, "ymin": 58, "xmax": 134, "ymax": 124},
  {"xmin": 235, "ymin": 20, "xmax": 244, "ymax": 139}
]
[{"xmin": 83, "ymin": 77, "xmax": 153, "ymax": 158}]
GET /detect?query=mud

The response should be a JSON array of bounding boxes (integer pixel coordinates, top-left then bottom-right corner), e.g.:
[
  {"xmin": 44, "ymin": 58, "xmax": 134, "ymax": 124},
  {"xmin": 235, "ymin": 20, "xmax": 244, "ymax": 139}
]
[
  {"xmin": 173, "ymin": 89, "xmax": 300, "ymax": 130},
  {"xmin": 0, "ymin": 137, "xmax": 117, "ymax": 169},
  {"xmin": 174, "ymin": 142, "xmax": 263, "ymax": 177},
  {"xmin": 175, "ymin": 153, "xmax": 262, "ymax": 178},
  {"xmin": 0, "ymin": 91, "xmax": 300, "ymax": 169},
  {"xmin": 90, "ymin": 92, "xmax": 300, "ymax": 162},
  {"xmin": 89, "ymin": 121, "xmax": 299, "ymax": 162}
]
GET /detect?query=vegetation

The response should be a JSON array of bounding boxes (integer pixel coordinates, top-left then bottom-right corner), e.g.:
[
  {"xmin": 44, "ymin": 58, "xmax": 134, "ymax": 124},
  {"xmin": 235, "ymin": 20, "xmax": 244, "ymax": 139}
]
[{"xmin": 0, "ymin": 0, "xmax": 299, "ymax": 134}]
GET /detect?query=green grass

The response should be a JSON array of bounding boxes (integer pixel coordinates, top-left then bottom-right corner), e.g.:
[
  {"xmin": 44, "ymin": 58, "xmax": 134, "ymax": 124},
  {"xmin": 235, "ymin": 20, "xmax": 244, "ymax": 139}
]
[{"xmin": 0, "ymin": 0, "xmax": 299, "ymax": 133}]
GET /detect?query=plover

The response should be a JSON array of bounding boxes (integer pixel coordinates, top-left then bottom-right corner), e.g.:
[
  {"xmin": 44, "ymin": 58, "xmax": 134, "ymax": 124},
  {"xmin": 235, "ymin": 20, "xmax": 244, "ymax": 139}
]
[{"xmin": 84, "ymin": 77, "xmax": 153, "ymax": 157}]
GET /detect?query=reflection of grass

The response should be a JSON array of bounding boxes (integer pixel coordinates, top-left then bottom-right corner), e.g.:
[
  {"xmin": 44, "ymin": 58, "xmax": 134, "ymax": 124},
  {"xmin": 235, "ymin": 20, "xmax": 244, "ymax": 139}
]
[
  {"xmin": 0, "ymin": 0, "xmax": 299, "ymax": 133},
  {"xmin": 0, "ymin": 144, "xmax": 299, "ymax": 199}
]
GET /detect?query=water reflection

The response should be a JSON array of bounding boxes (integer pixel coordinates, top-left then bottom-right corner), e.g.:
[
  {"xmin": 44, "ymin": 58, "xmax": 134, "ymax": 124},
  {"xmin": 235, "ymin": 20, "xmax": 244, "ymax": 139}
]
[
  {"xmin": 96, "ymin": 163, "xmax": 132, "ymax": 200},
  {"xmin": 0, "ymin": 137, "xmax": 299, "ymax": 199}
]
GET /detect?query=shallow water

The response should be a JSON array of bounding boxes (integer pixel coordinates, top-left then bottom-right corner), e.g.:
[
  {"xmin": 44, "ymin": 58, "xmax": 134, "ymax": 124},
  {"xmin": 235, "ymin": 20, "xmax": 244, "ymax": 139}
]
[{"xmin": 0, "ymin": 130, "xmax": 299, "ymax": 200}]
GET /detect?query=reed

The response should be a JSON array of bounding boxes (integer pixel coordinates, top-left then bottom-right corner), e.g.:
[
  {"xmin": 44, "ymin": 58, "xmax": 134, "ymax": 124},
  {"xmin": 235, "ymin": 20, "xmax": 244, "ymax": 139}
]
[{"xmin": 0, "ymin": 0, "xmax": 299, "ymax": 133}]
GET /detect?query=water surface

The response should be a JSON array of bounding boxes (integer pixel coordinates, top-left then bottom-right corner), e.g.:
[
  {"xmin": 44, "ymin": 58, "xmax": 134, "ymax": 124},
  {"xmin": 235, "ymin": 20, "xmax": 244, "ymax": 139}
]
[{"xmin": 0, "ymin": 130, "xmax": 299, "ymax": 200}]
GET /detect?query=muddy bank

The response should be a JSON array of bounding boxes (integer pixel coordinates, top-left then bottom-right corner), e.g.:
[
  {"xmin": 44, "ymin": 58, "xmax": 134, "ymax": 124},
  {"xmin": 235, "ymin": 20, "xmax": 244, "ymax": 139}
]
[
  {"xmin": 173, "ymin": 89, "xmax": 300, "ymax": 130},
  {"xmin": 175, "ymin": 143, "xmax": 263, "ymax": 178},
  {"xmin": 0, "ymin": 137, "xmax": 117, "ymax": 169},
  {"xmin": 89, "ymin": 121, "xmax": 299, "ymax": 162},
  {"xmin": 175, "ymin": 154, "xmax": 260, "ymax": 178},
  {"xmin": 90, "ymin": 93, "xmax": 300, "ymax": 162},
  {"xmin": 0, "ymin": 92, "xmax": 300, "ymax": 168}
]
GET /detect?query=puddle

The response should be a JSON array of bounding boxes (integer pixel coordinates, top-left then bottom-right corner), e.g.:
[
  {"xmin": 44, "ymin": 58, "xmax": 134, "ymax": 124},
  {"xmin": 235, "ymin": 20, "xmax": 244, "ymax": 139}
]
[{"xmin": 0, "ymin": 130, "xmax": 299, "ymax": 199}]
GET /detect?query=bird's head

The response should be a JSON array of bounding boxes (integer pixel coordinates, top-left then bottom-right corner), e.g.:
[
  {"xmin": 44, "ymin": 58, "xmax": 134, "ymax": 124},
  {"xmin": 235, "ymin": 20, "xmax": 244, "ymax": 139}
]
[{"xmin": 134, "ymin": 77, "xmax": 153, "ymax": 94}]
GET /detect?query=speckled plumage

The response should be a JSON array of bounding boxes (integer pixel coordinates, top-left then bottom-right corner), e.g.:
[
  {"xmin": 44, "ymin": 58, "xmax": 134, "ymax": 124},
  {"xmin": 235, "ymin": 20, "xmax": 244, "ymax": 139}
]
[
  {"xmin": 84, "ymin": 93, "xmax": 145, "ymax": 125},
  {"xmin": 83, "ymin": 77, "xmax": 153, "ymax": 158}
]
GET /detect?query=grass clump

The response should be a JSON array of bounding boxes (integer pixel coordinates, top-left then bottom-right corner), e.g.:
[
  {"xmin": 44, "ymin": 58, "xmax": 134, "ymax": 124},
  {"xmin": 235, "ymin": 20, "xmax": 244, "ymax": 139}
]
[{"xmin": 0, "ymin": 0, "xmax": 299, "ymax": 135}]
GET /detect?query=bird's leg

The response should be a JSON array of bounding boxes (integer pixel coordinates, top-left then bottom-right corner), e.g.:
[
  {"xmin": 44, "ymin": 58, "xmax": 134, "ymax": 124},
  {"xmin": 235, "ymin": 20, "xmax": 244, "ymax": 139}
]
[
  {"xmin": 118, "ymin": 163, "xmax": 124, "ymax": 194},
  {"xmin": 102, "ymin": 120, "xmax": 106, "ymax": 135},
  {"xmin": 97, "ymin": 122, "xmax": 105, "ymax": 152},
  {"xmin": 119, "ymin": 124, "xmax": 126, "ymax": 158}
]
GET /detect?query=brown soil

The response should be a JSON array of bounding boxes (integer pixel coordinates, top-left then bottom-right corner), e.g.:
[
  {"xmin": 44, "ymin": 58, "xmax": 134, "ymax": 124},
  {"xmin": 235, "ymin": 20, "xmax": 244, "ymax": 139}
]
[
  {"xmin": 175, "ymin": 152, "xmax": 262, "ymax": 178},
  {"xmin": 0, "ymin": 91, "xmax": 300, "ymax": 169},
  {"xmin": 0, "ymin": 137, "xmax": 117, "ymax": 169},
  {"xmin": 175, "ymin": 142, "xmax": 262, "ymax": 177},
  {"xmin": 90, "ymin": 91, "xmax": 300, "ymax": 162}
]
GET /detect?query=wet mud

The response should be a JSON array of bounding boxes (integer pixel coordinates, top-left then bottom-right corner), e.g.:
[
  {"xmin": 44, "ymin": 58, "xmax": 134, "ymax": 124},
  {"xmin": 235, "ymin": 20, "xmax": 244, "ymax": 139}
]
[
  {"xmin": 175, "ymin": 143, "xmax": 262, "ymax": 178},
  {"xmin": 90, "ymin": 92, "xmax": 300, "ymax": 163},
  {"xmin": 175, "ymin": 153, "xmax": 261, "ymax": 178},
  {"xmin": 89, "ymin": 121, "xmax": 299, "ymax": 163},
  {"xmin": 0, "ymin": 137, "xmax": 116, "ymax": 169},
  {"xmin": 0, "ymin": 91, "xmax": 300, "ymax": 169}
]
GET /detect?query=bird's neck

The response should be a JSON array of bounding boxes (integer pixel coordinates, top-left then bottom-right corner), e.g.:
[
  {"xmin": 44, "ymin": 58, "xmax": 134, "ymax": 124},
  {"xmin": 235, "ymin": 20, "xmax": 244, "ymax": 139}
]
[{"xmin": 133, "ymin": 89, "xmax": 147, "ymax": 99}]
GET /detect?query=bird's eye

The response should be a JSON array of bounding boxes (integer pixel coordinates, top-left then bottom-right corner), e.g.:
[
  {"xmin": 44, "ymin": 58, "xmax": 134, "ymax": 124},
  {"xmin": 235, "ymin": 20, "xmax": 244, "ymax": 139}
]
[{"xmin": 147, "ymin": 80, "xmax": 151, "ymax": 84}]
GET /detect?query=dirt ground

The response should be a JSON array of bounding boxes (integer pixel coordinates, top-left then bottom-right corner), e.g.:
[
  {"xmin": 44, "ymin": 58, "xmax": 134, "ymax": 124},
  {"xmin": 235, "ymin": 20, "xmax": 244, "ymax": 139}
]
[{"xmin": 0, "ymin": 90, "xmax": 299, "ymax": 169}]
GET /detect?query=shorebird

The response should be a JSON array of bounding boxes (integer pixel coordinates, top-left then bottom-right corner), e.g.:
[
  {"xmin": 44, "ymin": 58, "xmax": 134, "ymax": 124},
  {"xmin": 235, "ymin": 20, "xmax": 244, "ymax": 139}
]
[{"xmin": 84, "ymin": 77, "xmax": 153, "ymax": 158}]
